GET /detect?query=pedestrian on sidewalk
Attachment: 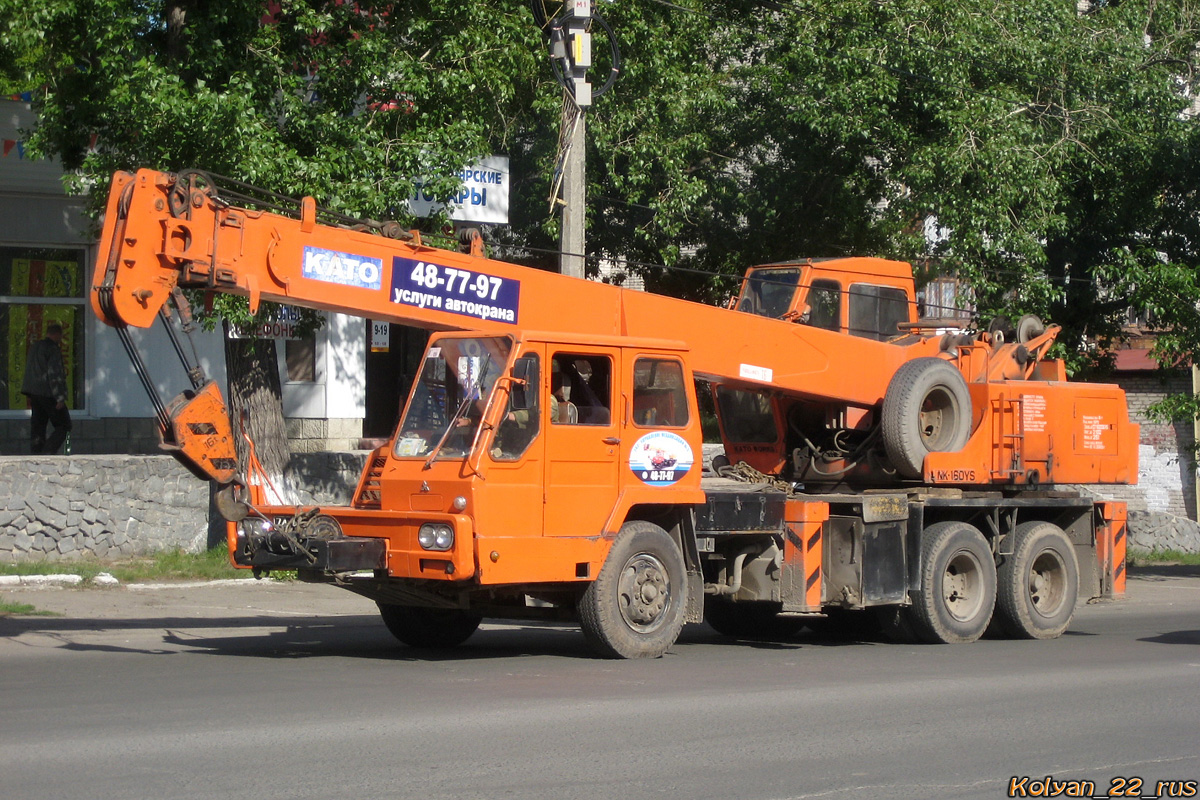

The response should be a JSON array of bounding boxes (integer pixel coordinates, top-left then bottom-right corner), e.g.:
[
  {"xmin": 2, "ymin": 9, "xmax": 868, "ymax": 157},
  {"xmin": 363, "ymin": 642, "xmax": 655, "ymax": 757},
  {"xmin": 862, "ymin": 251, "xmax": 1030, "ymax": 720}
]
[{"xmin": 21, "ymin": 321, "xmax": 72, "ymax": 454}]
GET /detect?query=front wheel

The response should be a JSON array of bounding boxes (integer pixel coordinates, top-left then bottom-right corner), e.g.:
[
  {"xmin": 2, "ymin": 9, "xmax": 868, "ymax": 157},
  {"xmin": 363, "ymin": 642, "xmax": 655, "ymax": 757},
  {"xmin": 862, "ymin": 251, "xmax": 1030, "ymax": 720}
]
[
  {"xmin": 377, "ymin": 604, "xmax": 482, "ymax": 649},
  {"xmin": 578, "ymin": 521, "xmax": 687, "ymax": 659},
  {"xmin": 993, "ymin": 522, "xmax": 1078, "ymax": 639},
  {"xmin": 910, "ymin": 521, "xmax": 996, "ymax": 644}
]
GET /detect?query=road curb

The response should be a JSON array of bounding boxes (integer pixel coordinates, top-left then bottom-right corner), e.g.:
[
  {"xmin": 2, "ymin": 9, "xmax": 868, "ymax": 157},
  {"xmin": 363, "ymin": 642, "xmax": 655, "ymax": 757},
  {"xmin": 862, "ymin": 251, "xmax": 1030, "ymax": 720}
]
[
  {"xmin": 0, "ymin": 574, "xmax": 84, "ymax": 588},
  {"xmin": 1, "ymin": 574, "xmax": 267, "ymax": 591}
]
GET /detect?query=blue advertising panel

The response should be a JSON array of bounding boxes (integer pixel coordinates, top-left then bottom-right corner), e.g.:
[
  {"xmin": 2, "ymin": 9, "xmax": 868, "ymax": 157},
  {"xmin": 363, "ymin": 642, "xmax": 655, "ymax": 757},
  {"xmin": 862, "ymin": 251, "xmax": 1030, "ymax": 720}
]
[{"xmin": 390, "ymin": 255, "xmax": 520, "ymax": 325}]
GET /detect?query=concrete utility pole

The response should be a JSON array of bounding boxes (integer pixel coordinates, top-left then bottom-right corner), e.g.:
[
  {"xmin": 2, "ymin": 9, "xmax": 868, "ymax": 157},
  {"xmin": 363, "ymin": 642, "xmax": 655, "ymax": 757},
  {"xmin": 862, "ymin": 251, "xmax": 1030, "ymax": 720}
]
[
  {"xmin": 560, "ymin": 109, "xmax": 586, "ymax": 279},
  {"xmin": 558, "ymin": 1, "xmax": 593, "ymax": 279}
]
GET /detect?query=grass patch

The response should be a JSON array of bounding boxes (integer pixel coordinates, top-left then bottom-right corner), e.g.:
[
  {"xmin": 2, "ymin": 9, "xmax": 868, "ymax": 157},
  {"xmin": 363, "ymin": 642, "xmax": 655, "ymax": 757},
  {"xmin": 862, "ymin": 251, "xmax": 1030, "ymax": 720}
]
[
  {"xmin": 0, "ymin": 599, "xmax": 60, "ymax": 617},
  {"xmin": 0, "ymin": 548, "xmax": 244, "ymax": 585},
  {"xmin": 1128, "ymin": 549, "xmax": 1200, "ymax": 566}
]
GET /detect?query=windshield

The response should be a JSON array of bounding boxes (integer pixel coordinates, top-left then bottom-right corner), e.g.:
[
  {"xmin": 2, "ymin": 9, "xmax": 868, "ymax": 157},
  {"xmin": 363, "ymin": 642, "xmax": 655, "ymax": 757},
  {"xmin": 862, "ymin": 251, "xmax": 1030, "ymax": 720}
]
[
  {"xmin": 394, "ymin": 336, "xmax": 512, "ymax": 460},
  {"xmin": 737, "ymin": 268, "xmax": 801, "ymax": 318}
]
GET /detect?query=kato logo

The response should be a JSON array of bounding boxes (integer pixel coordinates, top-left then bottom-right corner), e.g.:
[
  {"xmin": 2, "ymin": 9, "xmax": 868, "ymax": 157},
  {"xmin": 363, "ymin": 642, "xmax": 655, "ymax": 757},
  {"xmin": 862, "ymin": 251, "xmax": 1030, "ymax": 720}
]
[{"xmin": 301, "ymin": 246, "xmax": 382, "ymax": 290}]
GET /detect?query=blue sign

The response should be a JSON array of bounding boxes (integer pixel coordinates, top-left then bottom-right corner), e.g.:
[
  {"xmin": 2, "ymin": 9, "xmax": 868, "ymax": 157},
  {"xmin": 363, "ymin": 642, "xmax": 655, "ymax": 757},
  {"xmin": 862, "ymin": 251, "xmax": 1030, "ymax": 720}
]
[
  {"xmin": 302, "ymin": 246, "xmax": 383, "ymax": 290},
  {"xmin": 390, "ymin": 256, "xmax": 520, "ymax": 324}
]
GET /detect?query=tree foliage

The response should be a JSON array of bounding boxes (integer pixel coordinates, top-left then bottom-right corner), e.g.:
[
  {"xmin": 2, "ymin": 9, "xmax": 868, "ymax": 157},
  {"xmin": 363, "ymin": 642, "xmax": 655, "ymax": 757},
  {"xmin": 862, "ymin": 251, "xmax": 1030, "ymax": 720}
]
[{"xmin": 4, "ymin": 0, "xmax": 1200, "ymax": 376}]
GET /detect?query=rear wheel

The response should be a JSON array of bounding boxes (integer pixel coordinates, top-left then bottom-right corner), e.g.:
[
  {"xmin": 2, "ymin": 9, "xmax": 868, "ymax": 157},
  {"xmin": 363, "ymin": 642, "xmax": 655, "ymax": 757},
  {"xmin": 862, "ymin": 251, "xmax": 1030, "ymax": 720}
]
[
  {"xmin": 993, "ymin": 522, "xmax": 1078, "ymax": 639},
  {"xmin": 704, "ymin": 598, "xmax": 805, "ymax": 640},
  {"xmin": 377, "ymin": 604, "xmax": 482, "ymax": 649},
  {"xmin": 578, "ymin": 521, "xmax": 687, "ymax": 659},
  {"xmin": 910, "ymin": 521, "xmax": 996, "ymax": 644}
]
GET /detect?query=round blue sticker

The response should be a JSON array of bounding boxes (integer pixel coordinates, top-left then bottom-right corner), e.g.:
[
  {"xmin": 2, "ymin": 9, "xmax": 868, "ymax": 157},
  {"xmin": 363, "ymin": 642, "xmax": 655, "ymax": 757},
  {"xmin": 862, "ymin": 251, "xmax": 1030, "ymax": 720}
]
[{"xmin": 629, "ymin": 431, "xmax": 694, "ymax": 487}]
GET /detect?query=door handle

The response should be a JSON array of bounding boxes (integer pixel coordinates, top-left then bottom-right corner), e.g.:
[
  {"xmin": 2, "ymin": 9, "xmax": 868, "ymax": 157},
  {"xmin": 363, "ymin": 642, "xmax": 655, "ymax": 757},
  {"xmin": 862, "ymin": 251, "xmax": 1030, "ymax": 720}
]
[{"xmin": 602, "ymin": 437, "xmax": 621, "ymax": 445}]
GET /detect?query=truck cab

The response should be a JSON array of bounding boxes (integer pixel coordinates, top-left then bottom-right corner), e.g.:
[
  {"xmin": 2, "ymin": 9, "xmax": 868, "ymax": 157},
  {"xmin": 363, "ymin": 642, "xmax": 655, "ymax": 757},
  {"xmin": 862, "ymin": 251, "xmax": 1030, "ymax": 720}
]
[
  {"xmin": 233, "ymin": 330, "xmax": 707, "ymax": 652},
  {"xmin": 734, "ymin": 258, "xmax": 918, "ymax": 341}
]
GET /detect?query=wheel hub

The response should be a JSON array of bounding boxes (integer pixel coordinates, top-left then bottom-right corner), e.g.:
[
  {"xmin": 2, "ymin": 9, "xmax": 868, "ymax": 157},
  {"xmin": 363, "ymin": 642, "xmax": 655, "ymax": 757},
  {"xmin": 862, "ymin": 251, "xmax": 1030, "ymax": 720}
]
[
  {"xmin": 618, "ymin": 554, "xmax": 671, "ymax": 632},
  {"xmin": 1028, "ymin": 552, "xmax": 1066, "ymax": 615},
  {"xmin": 942, "ymin": 550, "xmax": 984, "ymax": 622}
]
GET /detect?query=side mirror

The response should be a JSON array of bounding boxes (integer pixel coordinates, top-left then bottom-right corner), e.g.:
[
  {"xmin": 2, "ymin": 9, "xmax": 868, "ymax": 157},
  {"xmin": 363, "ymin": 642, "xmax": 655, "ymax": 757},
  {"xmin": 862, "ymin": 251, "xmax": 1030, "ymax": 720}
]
[
  {"xmin": 508, "ymin": 358, "xmax": 533, "ymax": 411},
  {"xmin": 509, "ymin": 382, "xmax": 529, "ymax": 411}
]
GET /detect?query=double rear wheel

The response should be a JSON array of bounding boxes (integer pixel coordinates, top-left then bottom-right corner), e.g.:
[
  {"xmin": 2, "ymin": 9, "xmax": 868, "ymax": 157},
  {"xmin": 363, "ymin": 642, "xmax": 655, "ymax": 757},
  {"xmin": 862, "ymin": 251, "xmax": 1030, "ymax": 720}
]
[
  {"xmin": 909, "ymin": 521, "xmax": 996, "ymax": 644},
  {"xmin": 901, "ymin": 520, "xmax": 1078, "ymax": 643},
  {"xmin": 993, "ymin": 522, "xmax": 1079, "ymax": 639}
]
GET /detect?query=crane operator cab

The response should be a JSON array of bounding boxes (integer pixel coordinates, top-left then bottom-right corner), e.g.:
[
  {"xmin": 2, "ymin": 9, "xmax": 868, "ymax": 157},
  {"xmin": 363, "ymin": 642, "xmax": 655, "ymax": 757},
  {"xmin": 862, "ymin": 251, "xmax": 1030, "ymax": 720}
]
[{"xmin": 734, "ymin": 258, "xmax": 917, "ymax": 342}]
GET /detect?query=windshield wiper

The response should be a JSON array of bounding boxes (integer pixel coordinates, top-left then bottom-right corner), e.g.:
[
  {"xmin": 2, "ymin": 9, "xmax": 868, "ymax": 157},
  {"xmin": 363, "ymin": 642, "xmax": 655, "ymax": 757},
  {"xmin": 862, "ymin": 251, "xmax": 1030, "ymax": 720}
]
[{"xmin": 423, "ymin": 354, "xmax": 492, "ymax": 470}]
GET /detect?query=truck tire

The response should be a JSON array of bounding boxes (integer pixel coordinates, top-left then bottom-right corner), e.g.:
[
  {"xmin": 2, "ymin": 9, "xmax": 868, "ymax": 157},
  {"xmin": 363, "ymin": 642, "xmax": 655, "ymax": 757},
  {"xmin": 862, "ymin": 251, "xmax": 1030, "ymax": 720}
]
[
  {"xmin": 377, "ymin": 604, "xmax": 482, "ymax": 649},
  {"xmin": 704, "ymin": 598, "xmax": 805, "ymax": 640},
  {"xmin": 578, "ymin": 521, "xmax": 687, "ymax": 658},
  {"xmin": 993, "ymin": 521, "xmax": 1079, "ymax": 639},
  {"xmin": 881, "ymin": 358, "xmax": 972, "ymax": 479},
  {"xmin": 910, "ymin": 521, "xmax": 996, "ymax": 644}
]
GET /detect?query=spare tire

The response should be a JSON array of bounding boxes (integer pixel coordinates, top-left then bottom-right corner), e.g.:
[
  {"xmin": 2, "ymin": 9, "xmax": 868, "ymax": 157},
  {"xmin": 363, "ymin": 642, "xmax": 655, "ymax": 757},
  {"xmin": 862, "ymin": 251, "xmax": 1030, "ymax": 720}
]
[{"xmin": 881, "ymin": 358, "xmax": 972, "ymax": 479}]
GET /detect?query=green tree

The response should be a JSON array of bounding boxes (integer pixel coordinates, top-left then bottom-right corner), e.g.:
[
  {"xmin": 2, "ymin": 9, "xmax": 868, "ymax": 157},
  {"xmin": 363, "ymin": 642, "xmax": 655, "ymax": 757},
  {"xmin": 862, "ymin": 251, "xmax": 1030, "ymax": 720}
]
[
  {"xmin": 2, "ymin": 0, "xmax": 551, "ymax": 494},
  {"xmin": 6, "ymin": 0, "xmax": 1200, "ymax": 467}
]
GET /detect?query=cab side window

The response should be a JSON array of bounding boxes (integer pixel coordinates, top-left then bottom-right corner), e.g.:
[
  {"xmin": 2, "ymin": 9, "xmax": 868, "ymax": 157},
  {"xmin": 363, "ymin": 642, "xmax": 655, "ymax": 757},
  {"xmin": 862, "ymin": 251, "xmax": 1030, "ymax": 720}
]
[
  {"xmin": 715, "ymin": 386, "xmax": 777, "ymax": 443},
  {"xmin": 804, "ymin": 279, "xmax": 841, "ymax": 331},
  {"xmin": 551, "ymin": 354, "xmax": 612, "ymax": 425},
  {"xmin": 491, "ymin": 354, "xmax": 540, "ymax": 461},
  {"xmin": 849, "ymin": 284, "xmax": 911, "ymax": 341},
  {"xmin": 633, "ymin": 358, "xmax": 689, "ymax": 427}
]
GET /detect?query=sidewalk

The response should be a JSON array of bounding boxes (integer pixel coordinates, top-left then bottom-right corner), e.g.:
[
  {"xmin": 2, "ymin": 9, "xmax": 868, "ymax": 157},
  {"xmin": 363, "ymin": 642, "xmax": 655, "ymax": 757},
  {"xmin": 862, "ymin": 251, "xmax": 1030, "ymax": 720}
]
[{"xmin": 0, "ymin": 575, "xmax": 379, "ymax": 623}]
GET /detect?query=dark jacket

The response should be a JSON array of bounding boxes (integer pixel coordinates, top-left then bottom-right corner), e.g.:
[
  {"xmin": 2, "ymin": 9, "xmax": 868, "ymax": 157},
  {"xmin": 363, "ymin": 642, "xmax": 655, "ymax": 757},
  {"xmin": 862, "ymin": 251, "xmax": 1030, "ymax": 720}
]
[{"xmin": 22, "ymin": 337, "xmax": 68, "ymax": 403}]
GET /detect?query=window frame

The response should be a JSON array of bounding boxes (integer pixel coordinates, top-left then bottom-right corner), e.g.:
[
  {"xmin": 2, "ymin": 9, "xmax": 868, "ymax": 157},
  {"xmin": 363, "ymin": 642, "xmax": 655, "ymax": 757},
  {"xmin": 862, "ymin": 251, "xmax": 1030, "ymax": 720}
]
[{"xmin": 0, "ymin": 245, "xmax": 89, "ymax": 416}]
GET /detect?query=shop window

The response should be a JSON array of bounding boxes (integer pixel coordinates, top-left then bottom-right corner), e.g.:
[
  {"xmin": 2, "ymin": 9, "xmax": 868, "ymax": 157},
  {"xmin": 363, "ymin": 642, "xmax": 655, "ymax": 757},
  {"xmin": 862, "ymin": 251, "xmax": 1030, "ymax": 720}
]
[
  {"xmin": 0, "ymin": 247, "xmax": 86, "ymax": 411},
  {"xmin": 285, "ymin": 337, "xmax": 316, "ymax": 382}
]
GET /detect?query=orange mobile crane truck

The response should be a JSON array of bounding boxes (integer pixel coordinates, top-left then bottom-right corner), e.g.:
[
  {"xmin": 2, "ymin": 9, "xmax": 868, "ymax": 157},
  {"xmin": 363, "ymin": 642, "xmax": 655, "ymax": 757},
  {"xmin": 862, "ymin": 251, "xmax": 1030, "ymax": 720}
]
[{"xmin": 92, "ymin": 169, "xmax": 1136, "ymax": 658}]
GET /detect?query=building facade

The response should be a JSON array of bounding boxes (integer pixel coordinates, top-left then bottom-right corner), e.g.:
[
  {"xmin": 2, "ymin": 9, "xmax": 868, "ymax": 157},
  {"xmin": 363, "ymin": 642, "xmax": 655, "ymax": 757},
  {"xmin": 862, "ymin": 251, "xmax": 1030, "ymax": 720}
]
[{"xmin": 0, "ymin": 98, "xmax": 367, "ymax": 456}]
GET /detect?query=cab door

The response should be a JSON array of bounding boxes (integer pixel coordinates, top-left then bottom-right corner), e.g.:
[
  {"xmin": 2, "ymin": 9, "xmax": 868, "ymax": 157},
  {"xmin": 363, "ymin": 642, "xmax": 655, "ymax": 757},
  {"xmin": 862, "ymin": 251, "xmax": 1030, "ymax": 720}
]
[
  {"xmin": 543, "ymin": 347, "xmax": 622, "ymax": 537},
  {"xmin": 477, "ymin": 346, "xmax": 546, "ymax": 539}
]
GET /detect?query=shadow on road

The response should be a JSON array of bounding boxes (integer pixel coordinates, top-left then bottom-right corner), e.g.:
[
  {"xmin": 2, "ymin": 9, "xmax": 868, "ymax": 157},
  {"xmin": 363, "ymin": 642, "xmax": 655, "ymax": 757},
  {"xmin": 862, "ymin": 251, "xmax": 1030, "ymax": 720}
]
[
  {"xmin": 1, "ymin": 609, "xmax": 905, "ymax": 661},
  {"xmin": 1138, "ymin": 630, "xmax": 1200, "ymax": 646}
]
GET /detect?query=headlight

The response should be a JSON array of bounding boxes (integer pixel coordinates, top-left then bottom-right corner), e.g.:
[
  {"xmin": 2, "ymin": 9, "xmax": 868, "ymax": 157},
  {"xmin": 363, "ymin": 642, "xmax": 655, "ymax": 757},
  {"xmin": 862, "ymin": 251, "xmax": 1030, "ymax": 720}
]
[{"xmin": 418, "ymin": 523, "xmax": 455, "ymax": 551}]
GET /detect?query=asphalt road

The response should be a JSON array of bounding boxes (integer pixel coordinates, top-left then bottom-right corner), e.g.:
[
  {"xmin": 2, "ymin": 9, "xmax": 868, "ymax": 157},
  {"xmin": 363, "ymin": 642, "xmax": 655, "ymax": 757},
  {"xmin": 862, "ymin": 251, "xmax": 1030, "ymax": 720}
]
[{"xmin": 2, "ymin": 567, "xmax": 1198, "ymax": 800}]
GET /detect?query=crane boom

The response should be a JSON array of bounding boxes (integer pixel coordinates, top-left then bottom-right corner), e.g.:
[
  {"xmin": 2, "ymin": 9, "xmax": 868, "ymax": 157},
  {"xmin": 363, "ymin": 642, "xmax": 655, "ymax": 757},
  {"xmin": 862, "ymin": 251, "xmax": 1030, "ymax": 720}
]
[
  {"xmin": 95, "ymin": 168, "xmax": 938, "ymax": 409},
  {"xmin": 93, "ymin": 168, "xmax": 1138, "ymax": 490}
]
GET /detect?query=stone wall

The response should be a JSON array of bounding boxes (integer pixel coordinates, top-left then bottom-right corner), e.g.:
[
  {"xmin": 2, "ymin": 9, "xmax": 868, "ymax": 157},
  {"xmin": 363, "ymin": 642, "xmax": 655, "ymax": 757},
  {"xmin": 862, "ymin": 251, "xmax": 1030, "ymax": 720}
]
[
  {"xmin": 1, "ymin": 416, "xmax": 365, "ymax": 457},
  {"xmin": 0, "ymin": 456, "xmax": 211, "ymax": 561},
  {"xmin": 1111, "ymin": 371, "xmax": 1196, "ymax": 520},
  {"xmin": 0, "ymin": 417, "xmax": 163, "ymax": 456},
  {"xmin": 4, "ymin": 441, "xmax": 1198, "ymax": 564},
  {"xmin": 285, "ymin": 451, "xmax": 370, "ymax": 505},
  {"xmin": 0, "ymin": 452, "xmax": 373, "ymax": 563}
]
